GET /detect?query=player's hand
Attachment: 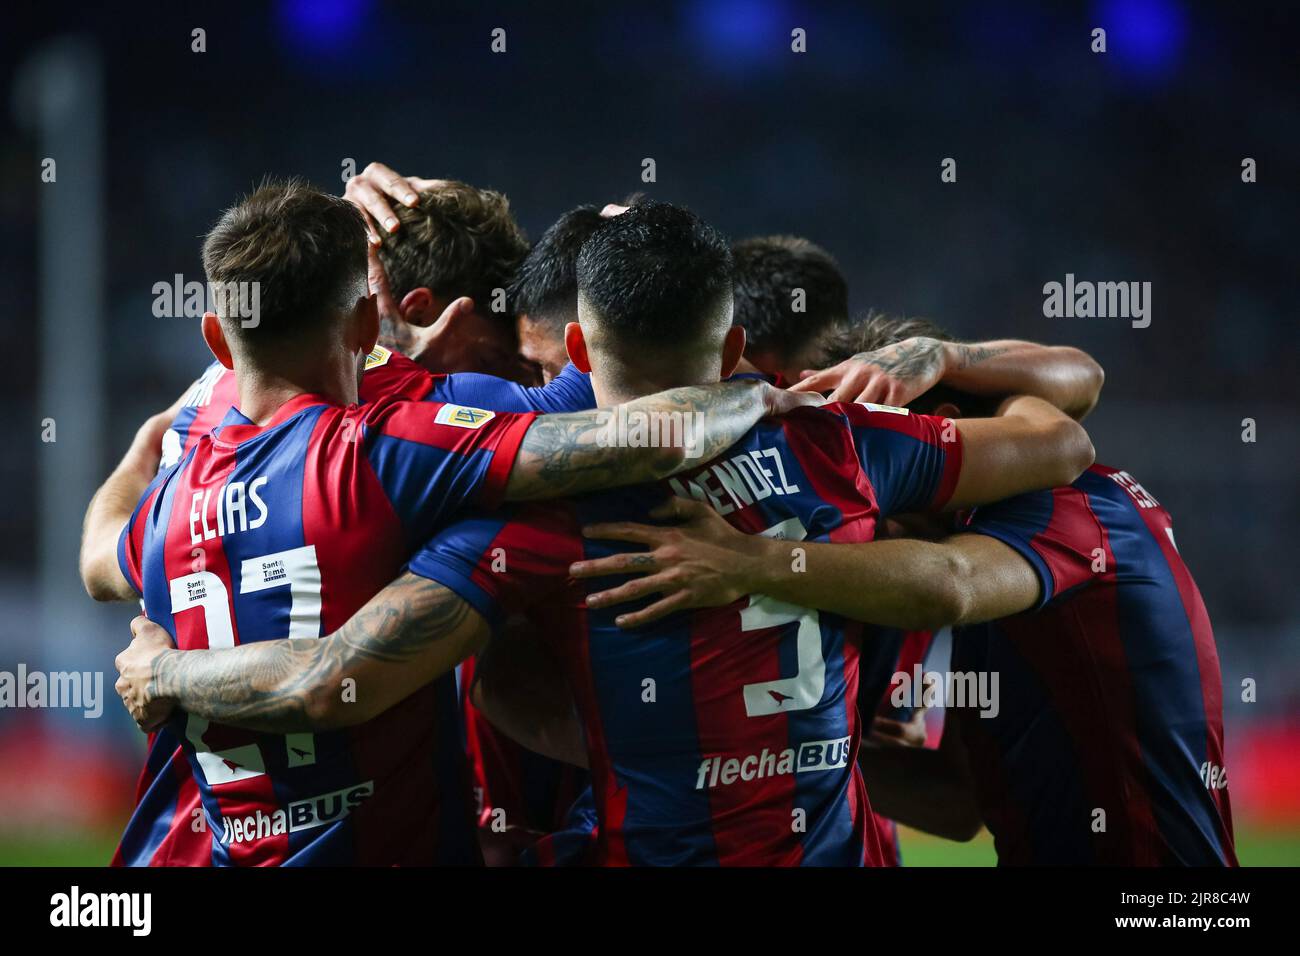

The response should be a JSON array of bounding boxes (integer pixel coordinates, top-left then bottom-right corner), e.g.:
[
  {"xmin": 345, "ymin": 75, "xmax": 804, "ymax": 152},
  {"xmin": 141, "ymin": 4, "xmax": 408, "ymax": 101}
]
[
  {"xmin": 123, "ymin": 407, "xmax": 180, "ymax": 480},
  {"xmin": 344, "ymin": 161, "xmax": 446, "ymax": 242},
  {"xmin": 572, "ymin": 497, "xmax": 758, "ymax": 628},
  {"xmin": 760, "ymin": 381, "xmax": 825, "ymax": 417},
  {"xmin": 114, "ymin": 616, "xmax": 177, "ymax": 732},
  {"xmin": 791, "ymin": 335, "xmax": 949, "ymax": 405},
  {"xmin": 867, "ymin": 707, "xmax": 930, "ymax": 749}
]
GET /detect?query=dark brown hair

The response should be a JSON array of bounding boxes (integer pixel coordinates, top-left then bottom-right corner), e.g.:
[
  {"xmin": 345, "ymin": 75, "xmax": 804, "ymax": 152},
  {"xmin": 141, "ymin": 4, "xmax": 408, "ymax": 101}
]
[
  {"xmin": 201, "ymin": 177, "xmax": 368, "ymax": 358},
  {"xmin": 376, "ymin": 182, "xmax": 530, "ymax": 317}
]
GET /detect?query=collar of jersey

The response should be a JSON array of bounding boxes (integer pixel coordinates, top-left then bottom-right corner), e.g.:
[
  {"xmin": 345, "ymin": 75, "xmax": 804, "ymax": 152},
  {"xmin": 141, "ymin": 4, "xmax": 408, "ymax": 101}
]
[{"xmin": 213, "ymin": 392, "xmax": 342, "ymax": 445}]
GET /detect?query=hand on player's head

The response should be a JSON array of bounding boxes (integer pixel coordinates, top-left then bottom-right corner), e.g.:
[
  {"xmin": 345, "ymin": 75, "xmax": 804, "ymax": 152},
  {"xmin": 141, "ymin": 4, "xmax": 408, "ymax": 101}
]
[{"xmin": 345, "ymin": 161, "xmax": 448, "ymax": 243}]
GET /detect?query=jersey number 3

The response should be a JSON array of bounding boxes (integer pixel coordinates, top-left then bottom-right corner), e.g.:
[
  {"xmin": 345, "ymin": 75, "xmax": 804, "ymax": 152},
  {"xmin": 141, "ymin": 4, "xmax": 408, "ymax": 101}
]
[{"xmin": 740, "ymin": 519, "xmax": 825, "ymax": 717}]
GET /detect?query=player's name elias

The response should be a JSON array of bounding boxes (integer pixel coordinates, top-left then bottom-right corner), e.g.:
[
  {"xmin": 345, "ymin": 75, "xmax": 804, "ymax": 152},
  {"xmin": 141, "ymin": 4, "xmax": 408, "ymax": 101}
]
[
  {"xmin": 49, "ymin": 886, "xmax": 151, "ymax": 937},
  {"xmin": 669, "ymin": 445, "xmax": 801, "ymax": 517},
  {"xmin": 0, "ymin": 664, "xmax": 102, "ymax": 718},
  {"xmin": 189, "ymin": 475, "xmax": 270, "ymax": 545}
]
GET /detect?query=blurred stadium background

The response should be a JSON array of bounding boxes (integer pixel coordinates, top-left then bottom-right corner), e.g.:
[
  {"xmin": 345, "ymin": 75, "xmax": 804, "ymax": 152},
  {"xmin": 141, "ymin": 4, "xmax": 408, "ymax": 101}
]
[{"xmin": 1, "ymin": 0, "xmax": 1296, "ymax": 865}]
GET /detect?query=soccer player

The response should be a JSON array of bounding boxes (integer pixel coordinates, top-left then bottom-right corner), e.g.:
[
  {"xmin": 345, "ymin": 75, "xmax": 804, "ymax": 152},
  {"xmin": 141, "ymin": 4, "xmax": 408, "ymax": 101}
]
[
  {"xmin": 115, "ymin": 200, "xmax": 1095, "ymax": 866},
  {"xmin": 569, "ymin": 316, "xmax": 1236, "ymax": 866},
  {"xmin": 510, "ymin": 204, "xmax": 608, "ymax": 383},
  {"xmin": 86, "ymin": 182, "xmax": 812, "ymax": 866},
  {"xmin": 731, "ymin": 235, "xmax": 849, "ymax": 384},
  {"xmin": 90, "ymin": 169, "xmax": 601, "ymax": 866}
]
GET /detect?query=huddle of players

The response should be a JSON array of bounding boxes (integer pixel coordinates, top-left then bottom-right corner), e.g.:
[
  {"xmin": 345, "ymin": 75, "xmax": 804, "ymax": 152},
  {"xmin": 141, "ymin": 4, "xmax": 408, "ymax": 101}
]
[{"xmin": 83, "ymin": 162, "xmax": 1236, "ymax": 866}]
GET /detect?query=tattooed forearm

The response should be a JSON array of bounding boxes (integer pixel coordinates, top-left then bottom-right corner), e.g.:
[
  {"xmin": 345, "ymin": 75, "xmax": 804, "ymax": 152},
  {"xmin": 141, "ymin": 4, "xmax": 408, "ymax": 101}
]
[
  {"xmin": 151, "ymin": 573, "xmax": 485, "ymax": 734},
  {"xmin": 853, "ymin": 336, "xmax": 945, "ymax": 379},
  {"xmin": 505, "ymin": 379, "xmax": 777, "ymax": 501},
  {"xmin": 950, "ymin": 343, "xmax": 1010, "ymax": 369}
]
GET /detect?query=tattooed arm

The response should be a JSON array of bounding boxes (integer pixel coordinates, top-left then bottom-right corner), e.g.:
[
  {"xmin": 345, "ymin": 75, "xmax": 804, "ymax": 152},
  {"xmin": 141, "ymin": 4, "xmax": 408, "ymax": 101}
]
[
  {"xmin": 503, "ymin": 379, "xmax": 819, "ymax": 501},
  {"xmin": 115, "ymin": 572, "xmax": 489, "ymax": 734},
  {"xmin": 792, "ymin": 336, "xmax": 1104, "ymax": 420}
]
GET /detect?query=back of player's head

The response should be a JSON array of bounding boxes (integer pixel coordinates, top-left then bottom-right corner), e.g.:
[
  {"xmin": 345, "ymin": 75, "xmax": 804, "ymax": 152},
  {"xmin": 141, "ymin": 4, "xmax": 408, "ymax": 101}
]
[
  {"xmin": 510, "ymin": 205, "xmax": 607, "ymax": 329},
  {"xmin": 819, "ymin": 312, "xmax": 954, "ymax": 363},
  {"xmin": 818, "ymin": 311, "xmax": 998, "ymax": 417},
  {"xmin": 201, "ymin": 177, "xmax": 367, "ymax": 362},
  {"xmin": 377, "ymin": 181, "xmax": 530, "ymax": 316},
  {"xmin": 575, "ymin": 200, "xmax": 734, "ymax": 362},
  {"xmin": 732, "ymin": 235, "xmax": 848, "ymax": 362}
]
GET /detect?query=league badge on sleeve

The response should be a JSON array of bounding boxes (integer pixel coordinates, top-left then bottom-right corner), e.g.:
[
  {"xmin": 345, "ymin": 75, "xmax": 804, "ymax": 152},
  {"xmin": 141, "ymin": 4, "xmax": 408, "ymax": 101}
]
[
  {"xmin": 364, "ymin": 345, "xmax": 393, "ymax": 371},
  {"xmin": 435, "ymin": 404, "xmax": 496, "ymax": 429}
]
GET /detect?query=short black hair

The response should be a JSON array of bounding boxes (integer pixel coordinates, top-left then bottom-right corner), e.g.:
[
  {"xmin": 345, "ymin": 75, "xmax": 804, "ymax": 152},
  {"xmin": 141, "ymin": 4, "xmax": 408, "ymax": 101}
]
[
  {"xmin": 575, "ymin": 200, "xmax": 733, "ymax": 346},
  {"xmin": 509, "ymin": 205, "xmax": 606, "ymax": 327},
  {"xmin": 732, "ymin": 235, "xmax": 848, "ymax": 356},
  {"xmin": 817, "ymin": 311, "xmax": 998, "ymax": 417}
]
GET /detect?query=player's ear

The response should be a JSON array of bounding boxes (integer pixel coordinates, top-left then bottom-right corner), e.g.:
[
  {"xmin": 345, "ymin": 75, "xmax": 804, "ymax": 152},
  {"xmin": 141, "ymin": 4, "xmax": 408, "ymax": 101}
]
[
  {"xmin": 719, "ymin": 325, "xmax": 747, "ymax": 379},
  {"xmin": 426, "ymin": 296, "xmax": 476, "ymax": 342},
  {"xmin": 398, "ymin": 287, "xmax": 442, "ymax": 328},
  {"xmin": 564, "ymin": 321, "xmax": 592, "ymax": 373},
  {"xmin": 201, "ymin": 312, "xmax": 234, "ymax": 370},
  {"xmin": 356, "ymin": 293, "xmax": 380, "ymax": 356},
  {"xmin": 932, "ymin": 401, "xmax": 963, "ymax": 419}
]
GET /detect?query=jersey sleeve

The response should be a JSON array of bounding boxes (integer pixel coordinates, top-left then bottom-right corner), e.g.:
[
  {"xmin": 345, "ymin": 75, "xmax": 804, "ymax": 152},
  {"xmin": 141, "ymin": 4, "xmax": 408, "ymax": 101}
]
[
  {"xmin": 357, "ymin": 346, "xmax": 436, "ymax": 402},
  {"xmin": 162, "ymin": 362, "xmax": 235, "ymax": 471},
  {"xmin": 833, "ymin": 402, "xmax": 963, "ymax": 515},
  {"xmin": 362, "ymin": 398, "xmax": 537, "ymax": 541},
  {"xmin": 431, "ymin": 362, "xmax": 596, "ymax": 413},
  {"xmin": 407, "ymin": 504, "xmax": 576, "ymax": 631},
  {"xmin": 962, "ymin": 485, "xmax": 1104, "ymax": 609},
  {"xmin": 117, "ymin": 472, "xmax": 172, "ymax": 597}
]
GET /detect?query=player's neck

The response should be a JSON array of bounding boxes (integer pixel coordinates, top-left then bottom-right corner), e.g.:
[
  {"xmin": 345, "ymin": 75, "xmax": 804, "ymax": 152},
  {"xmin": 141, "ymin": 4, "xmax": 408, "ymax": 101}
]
[
  {"xmin": 592, "ymin": 370, "xmax": 718, "ymax": 407},
  {"xmin": 235, "ymin": 360, "xmax": 359, "ymax": 425}
]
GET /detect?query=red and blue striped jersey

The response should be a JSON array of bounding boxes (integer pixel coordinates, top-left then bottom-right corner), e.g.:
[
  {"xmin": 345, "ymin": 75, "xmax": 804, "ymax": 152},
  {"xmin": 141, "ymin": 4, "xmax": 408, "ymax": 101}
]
[
  {"xmin": 115, "ymin": 384, "xmax": 536, "ymax": 866},
  {"xmin": 409, "ymin": 402, "xmax": 963, "ymax": 866},
  {"xmin": 857, "ymin": 626, "xmax": 936, "ymax": 866},
  {"xmin": 952, "ymin": 464, "xmax": 1237, "ymax": 866},
  {"xmin": 114, "ymin": 352, "xmax": 595, "ymax": 867}
]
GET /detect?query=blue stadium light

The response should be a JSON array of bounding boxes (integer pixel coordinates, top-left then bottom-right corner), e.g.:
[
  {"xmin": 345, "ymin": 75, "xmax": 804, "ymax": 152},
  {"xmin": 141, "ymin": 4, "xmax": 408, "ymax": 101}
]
[
  {"xmin": 685, "ymin": 0, "xmax": 790, "ymax": 63},
  {"xmin": 276, "ymin": 0, "xmax": 372, "ymax": 56},
  {"xmin": 1095, "ymin": 0, "xmax": 1188, "ymax": 76}
]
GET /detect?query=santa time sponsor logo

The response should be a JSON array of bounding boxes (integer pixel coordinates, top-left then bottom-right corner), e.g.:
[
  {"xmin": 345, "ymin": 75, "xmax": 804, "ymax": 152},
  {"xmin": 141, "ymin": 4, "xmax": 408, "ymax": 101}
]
[
  {"xmin": 695, "ymin": 736, "xmax": 852, "ymax": 790},
  {"xmin": 50, "ymin": 886, "xmax": 151, "ymax": 936},
  {"xmin": 0, "ymin": 664, "xmax": 102, "ymax": 718},
  {"xmin": 220, "ymin": 781, "xmax": 375, "ymax": 845}
]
